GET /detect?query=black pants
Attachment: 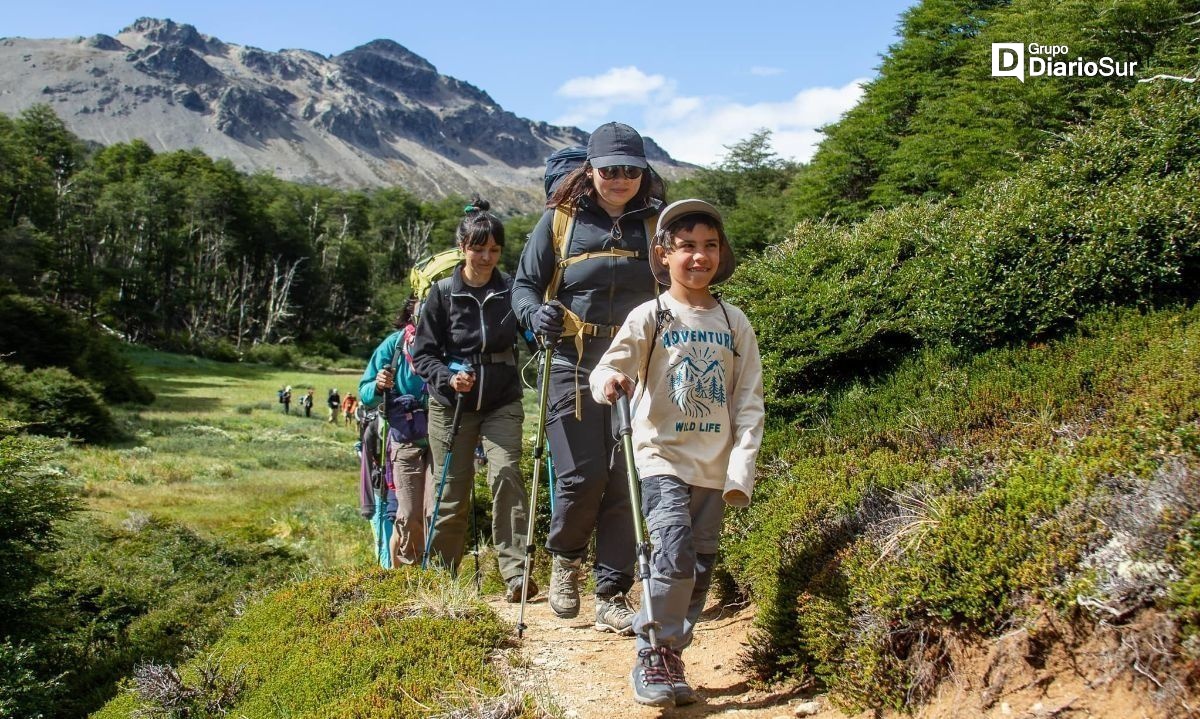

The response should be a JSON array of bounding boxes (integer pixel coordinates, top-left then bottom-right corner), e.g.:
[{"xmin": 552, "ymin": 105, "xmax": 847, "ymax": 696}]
[{"xmin": 543, "ymin": 362, "xmax": 634, "ymax": 597}]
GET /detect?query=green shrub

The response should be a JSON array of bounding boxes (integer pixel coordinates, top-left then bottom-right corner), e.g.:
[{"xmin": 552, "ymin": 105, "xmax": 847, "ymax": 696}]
[
  {"xmin": 917, "ymin": 84, "xmax": 1200, "ymax": 348},
  {"xmin": 28, "ymin": 516, "xmax": 298, "ymax": 718},
  {"xmin": 725, "ymin": 305, "xmax": 1200, "ymax": 709},
  {"xmin": 0, "ymin": 294, "xmax": 154, "ymax": 405},
  {"xmin": 0, "ymin": 640, "xmax": 59, "ymax": 719},
  {"xmin": 241, "ymin": 343, "xmax": 298, "ymax": 368},
  {"xmin": 159, "ymin": 333, "xmax": 243, "ymax": 364},
  {"xmin": 0, "ymin": 431, "xmax": 80, "ymax": 629},
  {"xmin": 0, "ymin": 431, "xmax": 78, "ymax": 718},
  {"xmin": 298, "ymin": 340, "xmax": 343, "ymax": 362},
  {"xmin": 725, "ymin": 203, "xmax": 938, "ymax": 418},
  {"xmin": 94, "ymin": 571, "xmax": 529, "ymax": 719},
  {"xmin": 0, "ymin": 362, "xmax": 119, "ymax": 443},
  {"xmin": 1169, "ymin": 517, "xmax": 1200, "ymax": 642},
  {"xmin": 726, "ymin": 83, "xmax": 1200, "ymax": 424}
]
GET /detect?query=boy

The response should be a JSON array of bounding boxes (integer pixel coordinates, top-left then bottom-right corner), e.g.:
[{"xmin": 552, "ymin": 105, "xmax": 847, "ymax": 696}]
[{"xmin": 589, "ymin": 199, "xmax": 765, "ymax": 707}]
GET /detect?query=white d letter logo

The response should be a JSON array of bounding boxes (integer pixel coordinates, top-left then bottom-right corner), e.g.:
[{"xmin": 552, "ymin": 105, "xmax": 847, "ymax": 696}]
[{"xmin": 992, "ymin": 43, "xmax": 1025, "ymax": 81}]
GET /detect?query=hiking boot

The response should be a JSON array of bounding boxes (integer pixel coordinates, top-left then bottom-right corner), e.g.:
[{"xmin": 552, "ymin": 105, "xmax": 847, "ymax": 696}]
[
  {"xmin": 630, "ymin": 647, "xmax": 675, "ymax": 707},
  {"xmin": 504, "ymin": 575, "xmax": 538, "ymax": 603},
  {"xmin": 548, "ymin": 555, "xmax": 582, "ymax": 618},
  {"xmin": 594, "ymin": 592, "xmax": 636, "ymax": 635},
  {"xmin": 664, "ymin": 647, "xmax": 697, "ymax": 705}
]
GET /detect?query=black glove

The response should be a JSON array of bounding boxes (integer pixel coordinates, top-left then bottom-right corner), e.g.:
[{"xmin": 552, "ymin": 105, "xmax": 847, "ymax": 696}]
[{"xmin": 530, "ymin": 301, "xmax": 565, "ymax": 341}]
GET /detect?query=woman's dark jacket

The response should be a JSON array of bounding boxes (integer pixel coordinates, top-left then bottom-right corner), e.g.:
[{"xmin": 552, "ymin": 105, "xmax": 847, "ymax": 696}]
[
  {"xmin": 411, "ymin": 264, "xmax": 522, "ymax": 412},
  {"xmin": 511, "ymin": 195, "xmax": 662, "ymax": 371}
]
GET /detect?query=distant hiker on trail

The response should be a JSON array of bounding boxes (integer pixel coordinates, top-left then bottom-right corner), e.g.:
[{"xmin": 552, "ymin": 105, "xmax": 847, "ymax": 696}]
[
  {"xmin": 411, "ymin": 196, "xmax": 532, "ymax": 600},
  {"xmin": 280, "ymin": 385, "xmax": 292, "ymax": 414},
  {"xmin": 327, "ymin": 388, "xmax": 341, "ymax": 423},
  {"xmin": 589, "ymin": 200, "xmax": 764, "ymax": 707},
  {"xmin": 342, "ymin": 394, "xmax": 358, "ymax": 426},
  {"xmin": 360, "ymin": 294, "xmax": 433, "ymax": 566},
  {"xmin": 302, "ymin": 388, "xmax": 314, "ymax": 417},
  {"xmin": 512, "ymin": 121, "xmax": 665, "ymax": 633}
]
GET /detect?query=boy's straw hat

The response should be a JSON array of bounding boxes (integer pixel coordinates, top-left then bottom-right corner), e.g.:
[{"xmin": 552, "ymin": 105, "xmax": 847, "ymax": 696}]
[{"xmin": 652, "ymin": 198, "xmax": 737, "ymax": 286}]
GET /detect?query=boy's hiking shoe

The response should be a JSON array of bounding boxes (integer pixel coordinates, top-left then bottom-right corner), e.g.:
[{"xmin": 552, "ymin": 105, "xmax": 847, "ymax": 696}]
[
  {"xmin": 594, "ymin": 592, "xmax": 636, "ymax": 635},
  {"xmin": 664, "ymin": 647, "xmax": 697, "ymax": 705},
  {"xmin": 631, "ymin": 647, "xmax": 675, "ymax": 707},
  {"xmin": 504, "ymin": 575, "xmax": 538, "ymax": 603},
  {"xmin": 548, "ymin": 555, "xmax": 582, "ymax": 618}
]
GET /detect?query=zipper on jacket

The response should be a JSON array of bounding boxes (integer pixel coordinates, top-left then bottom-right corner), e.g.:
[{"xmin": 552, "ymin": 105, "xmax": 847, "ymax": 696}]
[
  {"xmin": 606, "ymin": 208, "xmax": 640, "ymax": 326},
  {"xmin": 452, "ymin": 286, "xmax": 511, "ymax": 412}
]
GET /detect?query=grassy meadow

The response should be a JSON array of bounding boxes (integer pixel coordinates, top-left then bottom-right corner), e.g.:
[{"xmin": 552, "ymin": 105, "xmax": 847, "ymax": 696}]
[
  {"xmin": 70, "ymin": 347, "xmax": 372, "ymax": 572},
  {"xmin": 27, "ymin": 347, "xmax": 548, "ymax": 718}
]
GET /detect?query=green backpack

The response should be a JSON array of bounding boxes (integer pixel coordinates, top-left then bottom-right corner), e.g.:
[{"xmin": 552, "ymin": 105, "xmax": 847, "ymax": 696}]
[{"xmin": 408, "ymin": 247, "xmax": 464, "ymax": 309}]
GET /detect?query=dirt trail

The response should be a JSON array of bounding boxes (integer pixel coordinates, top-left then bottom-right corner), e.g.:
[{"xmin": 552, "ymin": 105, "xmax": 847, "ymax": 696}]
[
  {"xmin": 490, "ymin": 592, "xmax": 1170, "ymax": 719},
  {"xmin": 490, "ymin": 592, "xmax": 830, "ymax": 719}
]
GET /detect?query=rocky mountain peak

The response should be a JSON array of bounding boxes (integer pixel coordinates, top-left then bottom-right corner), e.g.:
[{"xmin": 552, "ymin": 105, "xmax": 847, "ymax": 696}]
[
  {"xmin": 0, "ymin": 18, "xmax": 689, "ymax": 211},
  {"xmin": 333, "ymin": 39, "xmax": 447, "ymax": 102},
  {"xmin": 341, "ymin": 39, "xmax": 435, "ymax": 72},
  {"xmin": 119, "ymin": 17, "xmax": 227, "ymax": 56}
]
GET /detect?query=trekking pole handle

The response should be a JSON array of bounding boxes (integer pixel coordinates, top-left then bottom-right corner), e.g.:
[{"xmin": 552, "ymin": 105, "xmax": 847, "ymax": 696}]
[
  {"xmin": 447, "ymin": 361, "xmax": 472, "ymax": 437},
  {"xmin": 615, "ymin": 386, "xmax": 632, "ymax": 437},
  {"xmin": 537, "ymin": 300, "xmax": 565, "ymax": 349},
  {"xmin": 451, "ymin": 392, "xmax": 466, "ymax": 437}
]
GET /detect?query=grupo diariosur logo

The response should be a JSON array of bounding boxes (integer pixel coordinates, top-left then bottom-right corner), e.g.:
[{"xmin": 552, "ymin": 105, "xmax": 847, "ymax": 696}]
[{"xmin": 991, "ymin": 43, "xmax": 1138, "ymax": 81}]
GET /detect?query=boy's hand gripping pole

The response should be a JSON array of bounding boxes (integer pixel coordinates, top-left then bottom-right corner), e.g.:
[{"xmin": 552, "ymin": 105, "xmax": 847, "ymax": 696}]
[
  {"xmin": 516, "ymin": 339, "xmax": 555, "ymax": 637},
  {"xmin": 616, "ymin": 387, "xmax": 660, "ymax": 648}
]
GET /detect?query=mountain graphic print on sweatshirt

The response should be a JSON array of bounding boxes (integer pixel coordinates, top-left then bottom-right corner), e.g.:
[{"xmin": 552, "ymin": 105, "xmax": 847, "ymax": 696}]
[{"xmin": 669, "ymin": 346, "xmax": 727, "ymax": 419}]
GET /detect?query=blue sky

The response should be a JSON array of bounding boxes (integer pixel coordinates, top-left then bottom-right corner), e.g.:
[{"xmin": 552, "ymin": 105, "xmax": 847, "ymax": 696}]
[{"xmin": 4, "ymin": 1, "xmax": 918, "ymax": 166}]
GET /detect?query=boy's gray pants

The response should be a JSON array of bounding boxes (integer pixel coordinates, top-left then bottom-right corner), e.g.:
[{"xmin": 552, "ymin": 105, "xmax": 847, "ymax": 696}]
[
  {"xmin": 632, "ymin": 474, "xmax": 724, "ymax": 652},
  {"xmin": 426, "ymin": 397, "xmax": 528, "ymax": 580},
  {"xmin": 544, "ymin": 362, "xmax": 635, "ymax": 597}
]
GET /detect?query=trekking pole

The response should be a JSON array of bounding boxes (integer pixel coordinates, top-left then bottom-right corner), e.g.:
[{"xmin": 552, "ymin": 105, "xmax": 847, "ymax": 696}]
[
  {"xmin": 615, "ymin": 387, "xmax": 660, "ymax": 647},
  {"xmin": 372, "ymin": 388, "xmax": 393, "ymax": 569},
  {"xmin": 545, "ymin": 441, "xmax": 556, "ymax": 514},
  {"xmin": 516, "ymin": 341, "xmax": 554, "ymax": 637},
  {"xmin": 422, "ymin": 362, "xmax": 471, "ymax": 570},
  {"xmin": 468, "ymin": 464, "xmax": 481, "ymax": 594}
]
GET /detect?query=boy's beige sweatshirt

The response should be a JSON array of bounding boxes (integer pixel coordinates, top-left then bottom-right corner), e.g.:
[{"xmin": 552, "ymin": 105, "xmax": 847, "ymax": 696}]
[{"xmin": 589, "ymin": 292, "xmax": 765, "ymax": 505}]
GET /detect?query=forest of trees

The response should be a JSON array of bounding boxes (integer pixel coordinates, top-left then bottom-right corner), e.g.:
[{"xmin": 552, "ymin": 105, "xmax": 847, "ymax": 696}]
[
  {"xmin": 2, "ymin": 0, "xmax": 1196, "ymax": 365},
  {"xmin": 788, "ymin": 0, "xmax": 1197, "ymax": 221},
  {"xmin": 0, "ymin": 107, "xmax": 484, "ymax": 358}
]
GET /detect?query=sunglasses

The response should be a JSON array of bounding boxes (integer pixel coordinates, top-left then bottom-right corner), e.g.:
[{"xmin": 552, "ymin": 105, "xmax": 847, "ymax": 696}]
[{"xmin": 595, "ymin": 165, "xmax": 644, "ymax": 181}]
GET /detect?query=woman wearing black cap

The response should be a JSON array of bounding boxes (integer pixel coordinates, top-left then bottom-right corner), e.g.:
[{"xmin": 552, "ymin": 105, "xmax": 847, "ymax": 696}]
[{"xmin": 512, "ymin": 121, "xmax": 665, "ymax": 634}]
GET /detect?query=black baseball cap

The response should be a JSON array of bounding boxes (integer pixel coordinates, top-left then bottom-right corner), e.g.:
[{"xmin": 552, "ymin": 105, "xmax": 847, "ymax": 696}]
[{"xmin": 586, "ymin": 122, "xmax": 648, "ymax": 169}]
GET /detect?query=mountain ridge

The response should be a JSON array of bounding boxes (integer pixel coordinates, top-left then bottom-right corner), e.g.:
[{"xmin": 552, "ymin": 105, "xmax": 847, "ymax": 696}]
[{"xmin": 0, "ymin": 17, "xmax": 688, "ymax": 211}]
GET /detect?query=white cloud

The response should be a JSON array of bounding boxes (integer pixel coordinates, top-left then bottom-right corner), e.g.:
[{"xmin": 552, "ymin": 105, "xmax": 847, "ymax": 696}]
[
  {"xmin": 553, "ymin": 66, "xmax": 673, "ymax": 129},
  {"xmin": 750, "ymin": 66, "xmax": 785, "ymax": 77},
  {"xmin": 643, "ymin": 79, "xmax": 868, "ymax": 166},
  {"xmin": 551, "ymin": 66, "xmax": 867, "ymax": 166},
  {"xmin": 556, "ymin": 66, "xmax": 667, "ymax": 103}
]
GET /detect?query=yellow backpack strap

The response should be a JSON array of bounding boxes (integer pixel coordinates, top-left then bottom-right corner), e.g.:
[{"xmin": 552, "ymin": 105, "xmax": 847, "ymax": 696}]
[
  {"xmin": 558, "ymin": 309, "xmax": 623, "ymax": 420},
  {"xmin": 560, "ymin": 249, "xmax": 639, "ymax": 268},
  {"xmin": 545, "ymin": 207, "xmax": 575, "ymax": 302}
]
